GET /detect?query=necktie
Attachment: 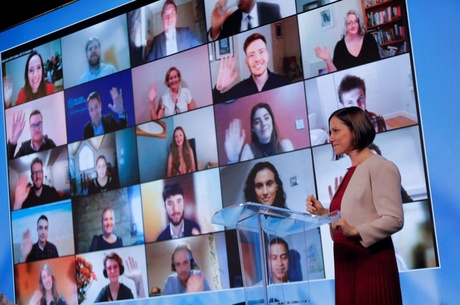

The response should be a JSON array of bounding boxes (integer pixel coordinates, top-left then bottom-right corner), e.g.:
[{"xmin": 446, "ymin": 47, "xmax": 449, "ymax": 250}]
[{"xmin": 247, "ymin": 15, "xmax": 252, "ymax": 30}]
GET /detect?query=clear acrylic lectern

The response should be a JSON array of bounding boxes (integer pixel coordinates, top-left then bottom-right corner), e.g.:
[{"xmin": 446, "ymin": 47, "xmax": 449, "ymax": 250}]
[{"xmin": 212, "ymin": 202, "xmax": 340, "ymax": 305}]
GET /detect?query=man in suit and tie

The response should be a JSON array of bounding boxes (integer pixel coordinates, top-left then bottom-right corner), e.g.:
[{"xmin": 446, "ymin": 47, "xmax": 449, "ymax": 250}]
[
  {"xmin": 146, "ymin": 0, "xmax": 202, "ymax": 61},
  {"xmin": 83, "ymin": 89, "xmax": 128, "ymax": 139},
  {"xmin": 209, "ymin": 0, "xmax": 281, "ymax": 40}
]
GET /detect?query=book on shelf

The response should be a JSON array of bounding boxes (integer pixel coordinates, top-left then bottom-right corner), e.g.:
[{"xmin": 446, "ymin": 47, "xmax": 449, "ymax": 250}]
[
  {"xmin": 387, "ymin": 46, "xmax": 398, "ymax": 56},
  {"xmin": 397, "ymin": 41, "xmax": 407, "ymax": 54},
  {"xmin": 365, "ymin": 0, "xmax": 390, "ymax": 8},
  {"xmin": 369, "ymin": 25, "xmax": 405, "ymax": 45},
  {"xmin": 367, "ymin": 5, "xmax": 402, "ymax": 27}
]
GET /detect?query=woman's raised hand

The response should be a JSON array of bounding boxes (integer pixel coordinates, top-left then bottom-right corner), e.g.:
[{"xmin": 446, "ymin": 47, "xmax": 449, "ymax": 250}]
[{"xmin": 224, "ymin": 118, "xmax": 245, "ymax": 163}]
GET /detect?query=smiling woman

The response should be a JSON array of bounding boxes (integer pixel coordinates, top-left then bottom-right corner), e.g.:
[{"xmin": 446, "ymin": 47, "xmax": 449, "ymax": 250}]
[
  {"xmin": 29, "ymin": 264, "xmax": 67, "ymax": 305},
  {"xmin": 224, "ymin": 102, "xmax": 293, "ymax": 163},
  {"xmin": 314, "ymin": 9, "xmax": 380, "ymax": 73},
  {"xmin": 149, "ymin": 66, "xmax": 197, "ymax": 120},
  {"xmin": 243, "ymin": 161, "xmax": 287, "ymax": 208},
  {"xmin": 89, "ymin": 208, "xmax": 123, "ymax": 252}
]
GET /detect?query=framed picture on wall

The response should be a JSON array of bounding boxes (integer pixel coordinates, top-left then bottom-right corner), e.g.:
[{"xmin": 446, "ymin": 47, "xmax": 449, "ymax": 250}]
[
  {"xmin": 320, "ymin": 8, "xmax": 333, "ymax": 29},
  {"xmin": 215, "ymin": 37, "xmax": 233, "ymax": 60}
]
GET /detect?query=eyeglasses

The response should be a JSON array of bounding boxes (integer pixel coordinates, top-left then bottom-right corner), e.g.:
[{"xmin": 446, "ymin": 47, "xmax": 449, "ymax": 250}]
[
  {"xmin": 30, "ymin": 121, "xmax": 43, "ymax": 130},
  {"xmin": 31, "ymin": 169, "xmax": 43, "ymax": 177},
  {"xmin": 346, "ymin": 20, "xmax": 359, "ymax": 27}
]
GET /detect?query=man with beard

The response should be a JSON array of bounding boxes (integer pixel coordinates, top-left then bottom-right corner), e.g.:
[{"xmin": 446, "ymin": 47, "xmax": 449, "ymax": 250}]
[
  {"xmin": 78, "ymin": 37, "xmax": 117, "ymax": 84},
  {"xmin": 12, "ymin": 157, "xmax": 62, "ymax": 210},
  {"xmin": 6, "ymin": 109, "xmax": 56, "ymax": 159},
  {"xmin": 156, "ymin": 181, "xmax": 201, "ymax": 241},
  {"xmin": 21, "ymin": 215, "xmax": 59, "ymax": 262},
  {"xmin": 208, "ymin": 0, "xmax": 282, "ymax": 40},
  {"xmin": 146, "ymin": 0, "xmax": 202, "ymax": 61},
  {"xmin": 163, "ymin": 243, "xmax": 211, "ymax": 295},
  {"xmin": 212, "ymin": 33, "xmax": 290, "ymax": 103}
]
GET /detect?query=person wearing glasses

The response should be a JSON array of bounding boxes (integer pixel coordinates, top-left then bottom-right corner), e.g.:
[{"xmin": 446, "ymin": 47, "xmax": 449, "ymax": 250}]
[
  {"xmin": 12, "ymin": 157, "xmax": 62, "ymax": 210},
  {"xmin": 7, "ymin": 109, "xmax": 56, "ymax": 159},
  {"xmin": 149, "ymin": 66, "xmax": 196, "ymax": 120},
  {"xmin": 314, "ymin": 10, "xmax": 380, "ymax": 73}
]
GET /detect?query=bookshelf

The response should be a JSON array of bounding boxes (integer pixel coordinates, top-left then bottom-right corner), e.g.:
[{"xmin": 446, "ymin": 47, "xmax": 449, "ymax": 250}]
[{"xmin": 362, "ymin": 0, "xmax": 407, "ymax": 56}]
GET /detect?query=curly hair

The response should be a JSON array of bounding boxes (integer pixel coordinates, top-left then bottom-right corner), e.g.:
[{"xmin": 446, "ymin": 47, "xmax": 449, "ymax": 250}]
[{"xmin": 243, "ymin": 161, "xmax": 286, "ymax": 208}]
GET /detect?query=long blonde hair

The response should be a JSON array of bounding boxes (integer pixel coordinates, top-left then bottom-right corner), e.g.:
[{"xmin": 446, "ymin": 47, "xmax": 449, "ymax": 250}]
[{"xmin": 39, "ymin": 264, "xmax": 60, "ymax": 303}]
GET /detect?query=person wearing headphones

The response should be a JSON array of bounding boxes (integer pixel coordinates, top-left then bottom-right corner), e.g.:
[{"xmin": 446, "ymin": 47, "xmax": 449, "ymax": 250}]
[
  {"xmin": 162, "ymin": 243, "xmax": 211, "ymax": 295},
  {"xmin": 95, "ymin": 252, "xmax": 145, "ymax": 302}
]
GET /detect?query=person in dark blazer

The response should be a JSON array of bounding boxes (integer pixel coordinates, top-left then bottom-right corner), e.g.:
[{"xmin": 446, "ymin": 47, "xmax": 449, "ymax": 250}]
[
  {"xmin": 209, "ymin": 0, "xmax": 281, "ymax": 40},
  {"xmin": 7, "ymin": 109, "xmax": 56, "ymax": 160},
  {"xmin": 83, "ymin": 89, "xmax": 127, "ymax": 139},
  {"xmin": 146, "ymin": 0, "xmax": 201, "ymax": 61},
  {"xmin": 156, "ymin": 181, "xmax": 201, "ymax": 241}
]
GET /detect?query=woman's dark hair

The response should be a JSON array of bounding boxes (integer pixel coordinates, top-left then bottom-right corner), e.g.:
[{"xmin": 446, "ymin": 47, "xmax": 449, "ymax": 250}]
[
  {"xmin": 250, "ymin": 103, "xmax": 279, "ymax": 144},
  {"xmin": 337, "ymin": 74, "xmax": 366, "ymax": 105},
  {"xmin": 23, "ymin": 50, "xmax": 48, "ymax": 102},
  {"xmin": 170, "ymin": 126, "xmax": 193, "ymax": 176},
  {"xmin": 328, "ymin": 106, "xmax": 375, "ymax": 151},
  {"xmin": 244, "ymin": 161, "xmax": 286, "ymax": 208}
]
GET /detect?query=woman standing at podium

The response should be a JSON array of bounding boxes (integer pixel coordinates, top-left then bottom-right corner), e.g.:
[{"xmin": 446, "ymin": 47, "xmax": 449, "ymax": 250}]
[{"xmin": 306, "ymin": 106, "xmax": 403, "ymax": 305}]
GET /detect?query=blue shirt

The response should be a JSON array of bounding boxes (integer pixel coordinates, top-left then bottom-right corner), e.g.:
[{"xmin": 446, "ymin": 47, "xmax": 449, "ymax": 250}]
[
  {"xmin": 162, "ymin": 270, "xmax": 211, "ymax": 295},
  {"xmin": 78, "ymin": 62, "xmax": 117, "ymax": 84}
]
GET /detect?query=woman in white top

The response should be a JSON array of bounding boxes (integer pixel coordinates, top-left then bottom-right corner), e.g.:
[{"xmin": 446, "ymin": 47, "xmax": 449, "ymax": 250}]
[{"xmin": 149, "ymin": 66, "xmax": 196, "ymax": 120}]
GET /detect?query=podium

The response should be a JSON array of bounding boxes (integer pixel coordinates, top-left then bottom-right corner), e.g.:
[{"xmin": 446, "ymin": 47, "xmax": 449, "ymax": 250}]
[{"xmin": 212, "ymin": 202, "xmax": 340, "ymax": 305}]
